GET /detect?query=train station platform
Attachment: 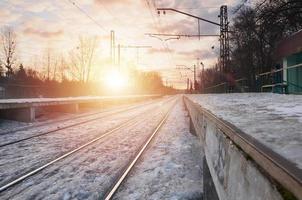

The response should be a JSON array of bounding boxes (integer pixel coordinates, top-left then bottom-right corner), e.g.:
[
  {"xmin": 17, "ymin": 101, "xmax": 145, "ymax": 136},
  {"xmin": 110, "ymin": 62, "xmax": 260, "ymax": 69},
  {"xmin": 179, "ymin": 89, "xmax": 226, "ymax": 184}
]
[
  {"xmin": 184, "ymin": 93, "xmax": 302, "ymax": 200},
  {"xmin": 0, "ymin": 95, "xmax": 161, "ymax": 122}
]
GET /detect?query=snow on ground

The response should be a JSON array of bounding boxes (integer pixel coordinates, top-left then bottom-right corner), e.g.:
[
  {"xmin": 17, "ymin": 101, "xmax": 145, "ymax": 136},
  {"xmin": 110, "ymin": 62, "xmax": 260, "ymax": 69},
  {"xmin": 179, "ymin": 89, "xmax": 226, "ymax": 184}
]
[
  {"xmin": 0, "ymin": 97, "xmax": 174, "ymax": 200},
  {"xmin": 0, "ymin": 119, "xmax": 27, "ymax": 132},
  {"xmin": 0, "ymin": 95, "xmax": 158, "ymax": 104},
  {"xmin": 0, "ymin": 110, "xmax": 86, "ymax": 133},
  {"xmin": 0, "ymin": 98, "xmax": 170, "ymax": 186},
  {"xmin": 0, "ymin": 98, "xmax": 161, "ymax": 143},
  {"xmin": 113, "ymin": 100, "xmax": 203, "ymax": 200},
  {"xmin": 0, "ymin": 97, "xmax": 159, "ymax": 134},
  {"xmin": 187, "ymin": 93, "xmax": 302, "ymax": 169}
]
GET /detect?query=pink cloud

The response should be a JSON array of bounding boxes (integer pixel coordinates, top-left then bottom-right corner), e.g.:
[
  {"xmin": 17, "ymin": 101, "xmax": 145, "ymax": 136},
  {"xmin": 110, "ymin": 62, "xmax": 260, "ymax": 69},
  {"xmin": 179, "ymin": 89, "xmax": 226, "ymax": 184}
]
[{"xmin": 23, "ymin": 28, "xmax": 64, "ymax": 38}]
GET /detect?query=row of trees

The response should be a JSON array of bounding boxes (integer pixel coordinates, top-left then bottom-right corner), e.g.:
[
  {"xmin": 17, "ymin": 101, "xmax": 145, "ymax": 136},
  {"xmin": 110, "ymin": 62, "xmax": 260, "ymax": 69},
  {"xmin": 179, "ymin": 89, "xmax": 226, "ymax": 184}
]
[
  {"xmin": 0, "ymin": 26, "xmax": 99, "ymax": 83},
  {"xmin": 202, "ymin": 0, "xmax": 302, "ymax": 92},
  {"xmin": 0, "ymin": 26, "xmax": 98, "ymax": 83},
  {"xmin": 0, "ymin": 26, "xmax": 175, "ymax": 97}
]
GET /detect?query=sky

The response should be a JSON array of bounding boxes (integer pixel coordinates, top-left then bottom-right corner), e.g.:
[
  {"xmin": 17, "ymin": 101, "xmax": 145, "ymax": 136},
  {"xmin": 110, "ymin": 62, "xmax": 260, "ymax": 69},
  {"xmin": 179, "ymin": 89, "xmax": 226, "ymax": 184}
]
[{"xmin": 0, "ymin": 0, "xmax": 244, "ymax": 89}]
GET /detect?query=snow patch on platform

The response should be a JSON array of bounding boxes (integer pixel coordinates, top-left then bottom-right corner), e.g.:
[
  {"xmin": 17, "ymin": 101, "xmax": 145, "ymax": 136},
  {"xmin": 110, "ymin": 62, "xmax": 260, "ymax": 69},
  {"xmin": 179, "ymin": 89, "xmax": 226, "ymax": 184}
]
[{"xmin": 187, "ymin": 93, "xmax": 302, "ymax": 169}]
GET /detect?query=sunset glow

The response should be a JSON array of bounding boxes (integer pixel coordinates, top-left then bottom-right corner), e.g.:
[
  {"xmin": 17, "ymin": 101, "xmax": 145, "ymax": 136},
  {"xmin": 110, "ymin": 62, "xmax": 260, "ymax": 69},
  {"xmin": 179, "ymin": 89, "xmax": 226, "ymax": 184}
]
[
  {"xmin": 104, "ymin": 69, "xmax": 129, "ymax": 91},
  {"xmin": 0, "ymin": 0, "xmax": 242, "ymax": 89}
]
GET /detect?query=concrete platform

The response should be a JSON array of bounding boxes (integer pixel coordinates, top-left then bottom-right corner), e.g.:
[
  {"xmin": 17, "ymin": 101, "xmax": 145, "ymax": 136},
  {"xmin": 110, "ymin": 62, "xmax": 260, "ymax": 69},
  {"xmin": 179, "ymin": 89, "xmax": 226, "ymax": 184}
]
[
  {"xmin": 184, "ymin": 93, "xmax": 302, "ymax": 200},
  {"xmin": 0, "ymin": 95, "xmax": 160, "ymax": 122}
]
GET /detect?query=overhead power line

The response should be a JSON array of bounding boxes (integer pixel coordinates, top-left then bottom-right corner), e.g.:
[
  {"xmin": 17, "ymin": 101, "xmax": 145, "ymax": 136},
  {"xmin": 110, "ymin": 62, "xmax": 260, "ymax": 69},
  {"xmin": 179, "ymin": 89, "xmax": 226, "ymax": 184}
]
[
  {"xmin": 67, "ymin": 0, "xmax": 108, "ymax": 33},
  {"xmin": 66, "ymin": 0, "xmax": 139, "ymax": 43},
  {"xmin": 145, "ymin": 0, "xmax": 176, "ymax": 67},
  {"xmin": 145, "ymin": 33, "xmax": 220, "ymax": 38}
]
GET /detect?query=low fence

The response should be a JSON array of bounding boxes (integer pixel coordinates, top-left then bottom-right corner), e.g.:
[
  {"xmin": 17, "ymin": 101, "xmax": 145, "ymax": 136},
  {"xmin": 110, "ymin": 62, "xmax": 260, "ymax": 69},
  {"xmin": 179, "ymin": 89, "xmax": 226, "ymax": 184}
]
[
  {"xmin": 258, "ymin": 63, "xmax": 302, "ymax": 94},
  {"xmin": 203, "ymin": 78, "xmax": 248, "ymax": 94},
  {"xmin": 203, "ymin": 63, "xmax": 302, "ymax": 94}
]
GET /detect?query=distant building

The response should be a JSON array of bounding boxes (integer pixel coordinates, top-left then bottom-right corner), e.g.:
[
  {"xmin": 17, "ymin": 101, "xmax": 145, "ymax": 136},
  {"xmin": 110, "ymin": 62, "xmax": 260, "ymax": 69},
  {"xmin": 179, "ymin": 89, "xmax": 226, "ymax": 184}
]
[{"xmin": 275, "ymin": 29, "xmax": 302, "ymax": 94}]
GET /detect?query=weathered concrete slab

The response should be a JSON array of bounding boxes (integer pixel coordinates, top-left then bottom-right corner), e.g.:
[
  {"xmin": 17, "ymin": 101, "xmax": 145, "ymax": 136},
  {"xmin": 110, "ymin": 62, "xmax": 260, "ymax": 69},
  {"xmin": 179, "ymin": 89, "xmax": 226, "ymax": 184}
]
[
  {"xmin": 0, "ymin": 95, "xmax": 161, "ymax": 109},
  {"xmin": 0, "ymin": 95, "xmax": 162, "ymax": 122},
  {"xmin": 184, "ymin": 95, "xmax": 301, "ymax": 200},
  {"xmin": 0, "ymin": 107, "xmax": 35, "ymax": 122},
  {"xmin": 186, "ymin": 93, "xmax": 302, "ymax": 169}
]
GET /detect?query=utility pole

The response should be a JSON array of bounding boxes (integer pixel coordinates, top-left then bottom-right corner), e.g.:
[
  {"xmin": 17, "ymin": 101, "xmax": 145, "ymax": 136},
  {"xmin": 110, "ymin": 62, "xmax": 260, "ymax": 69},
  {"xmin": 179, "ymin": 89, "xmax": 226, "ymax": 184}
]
[
  {"xmin": 157, "ymin": 6, "xmax": 230, "ymax": 74},
  {"xmin": 219, "ymin": 5, "xmax": 230, "ymax": 73},
  {"xmin": 187, "ymin": 78, "xmax": 189, "ymax": 91},
  {"xmin": 110, "ymin": 30, "xmax": 115, "ymax": 64},
  {"xmin": 117, "ymin": 44, "xmax": 121, "ymax": 68},
  {"xmin": 117, "ymin": 45, "xmax": 152, "ymax": 66},
  {"xmin": 176, "ymin": 65, "xmax": 197, "ymax": 90},
  {"xmin": 47, "ymin": 50, "xmax": 50, "ymax": 81},
  {"xmin": 200, "ymin": 62, "xmax": 205, "ymax": 92},
  {"xmin": 193, "ymin": 64, "xmax": 196, "ymax": 89}
]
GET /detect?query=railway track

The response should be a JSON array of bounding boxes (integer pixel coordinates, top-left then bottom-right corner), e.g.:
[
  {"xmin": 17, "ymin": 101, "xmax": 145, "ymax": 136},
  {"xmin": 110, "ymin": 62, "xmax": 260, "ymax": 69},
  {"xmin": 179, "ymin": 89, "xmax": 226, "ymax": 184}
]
[
  {"xmin": 0, "ymin": 97, "xmax": 174, "ymax": 187},
  {"xmin": 104, "ymin": 99, "xmax": 176, "ymax": 200},
  {"xmin": 0, "ymin": 97, "xmax": 167, "ymax": 148},
  {"xmin": 0, "ymin": 97, "xmax": 177, "ymax": 196},
  {"xmin": 0, "ymin": 97, "xmax": 161, "ymax": 136}
]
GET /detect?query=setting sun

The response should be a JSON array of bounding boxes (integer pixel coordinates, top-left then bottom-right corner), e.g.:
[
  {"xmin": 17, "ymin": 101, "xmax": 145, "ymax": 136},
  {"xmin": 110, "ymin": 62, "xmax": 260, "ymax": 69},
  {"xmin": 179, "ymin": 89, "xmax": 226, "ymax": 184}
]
[{"xmin": 104, "ymin": 69, "xmax": 128, "ymax": 90}]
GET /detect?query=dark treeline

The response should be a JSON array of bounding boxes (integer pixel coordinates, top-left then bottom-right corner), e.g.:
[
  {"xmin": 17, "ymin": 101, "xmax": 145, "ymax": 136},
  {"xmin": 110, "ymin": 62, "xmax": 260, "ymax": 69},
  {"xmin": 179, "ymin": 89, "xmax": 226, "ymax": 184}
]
[
  {"xmin": 203, "ymin": 0, "xmax": 302, "ymax": 92},
  {"xmin": 0, "ymin": 64, "xmax": 175, "ymax": 98},
  {"xmin": 0, "ymin": 26, "xmax": 176, "ymax": 98}
]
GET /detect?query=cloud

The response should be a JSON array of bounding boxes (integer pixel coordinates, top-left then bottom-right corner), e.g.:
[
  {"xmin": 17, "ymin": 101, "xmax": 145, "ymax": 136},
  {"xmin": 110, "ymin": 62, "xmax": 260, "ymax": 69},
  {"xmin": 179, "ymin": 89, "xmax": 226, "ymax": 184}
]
[
  {"xmin": 156, "ymin": 19, "xmax": 196, "ymax": 34},
  {"xmin": 2, "ymin": 0, "xmax": 241, "ymax": 88},
  {"xmin": 0, "ymin": 7, "xmax": 21, "ymax": 24},
  {"xmin": 23, "ymin": 28, "xmax": 64, "ymax": 38},
  {"xmin": 94, "ymin": 0, "xmax": 131, "ymax": 6},
  {"xmin": 148, "ymin": 47, "xmax": 175, "ymax": 54},
  {"xmin": 177, "ymin": 49, "xmax": 216, "ymax": 59}
]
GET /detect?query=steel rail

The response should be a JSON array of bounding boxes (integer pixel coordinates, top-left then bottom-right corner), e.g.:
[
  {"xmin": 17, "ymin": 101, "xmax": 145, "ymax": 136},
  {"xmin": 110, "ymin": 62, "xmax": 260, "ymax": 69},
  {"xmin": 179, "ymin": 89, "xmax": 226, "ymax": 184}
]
[
  {"xmin": 183, "ymin": 96, "xmax": 302, "ymax": 199},
  {"xmin": 104, "ymin": 98, "xmax": 178, "ymax": 200},
  {"xmin": 0, "ymin": 97, "xmax": 161, "ymax": 136},
  {"xmin": 0, "ymin": 98, "xmax": 166, "ymax": 148},
  {"xmin": 0, "ymin": 97, "xmax": 176, "ymax": 193}
]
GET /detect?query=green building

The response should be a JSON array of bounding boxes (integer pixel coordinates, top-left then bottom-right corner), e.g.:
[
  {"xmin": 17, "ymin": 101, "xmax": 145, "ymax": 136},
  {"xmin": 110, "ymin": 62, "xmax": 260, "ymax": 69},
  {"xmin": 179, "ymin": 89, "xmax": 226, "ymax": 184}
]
[{"xmin": 276, "ymin": 30, "xmax": 302, "ymax": 94}]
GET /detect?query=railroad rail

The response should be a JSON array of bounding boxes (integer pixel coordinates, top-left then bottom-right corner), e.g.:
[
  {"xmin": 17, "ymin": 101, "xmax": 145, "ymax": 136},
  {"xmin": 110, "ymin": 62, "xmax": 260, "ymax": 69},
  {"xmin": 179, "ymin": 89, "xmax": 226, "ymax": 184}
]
[
  {"xmin": 183, "ymin": 95, "xmax": 302, "ymax": 200},
  {"xmin": 104, "ymin": 99, "xmax": 177, "ymax": 200},
  {"xmin": 0, "ymin": 97, "xmax": 177, "ymax": 194},
  {"xmin": 0, "ymin": 94, "xmax": 161, "ymax": 122},
  {"xmin": 0, "ymin": 97, "xmax": 168, "ymax": 148},
  {"xmin": 0, "ymin": 98, "xmax": 158, "ymax": 135}
]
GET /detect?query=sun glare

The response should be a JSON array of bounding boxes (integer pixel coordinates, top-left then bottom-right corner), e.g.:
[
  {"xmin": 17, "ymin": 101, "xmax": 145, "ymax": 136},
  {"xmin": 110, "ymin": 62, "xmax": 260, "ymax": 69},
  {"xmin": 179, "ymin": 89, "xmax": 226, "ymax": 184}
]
[{"xmin": 104, "ymin": 69, "xmax": 128, "ymax": 90}]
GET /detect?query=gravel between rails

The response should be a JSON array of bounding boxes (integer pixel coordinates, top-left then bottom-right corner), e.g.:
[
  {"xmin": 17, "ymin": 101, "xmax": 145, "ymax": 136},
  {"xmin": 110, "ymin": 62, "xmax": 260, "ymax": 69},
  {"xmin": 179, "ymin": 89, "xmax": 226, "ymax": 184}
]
[
  {"xmin": 113, "ymin": 100, "xmax": 204, "ymax": 200},
  {"xmin": 0, "ymin": 97, "xmax": 176, "ymax": 200},
  {"xmin": 0, "ymin": 97, "xmax": 173, "ymax": 187}
]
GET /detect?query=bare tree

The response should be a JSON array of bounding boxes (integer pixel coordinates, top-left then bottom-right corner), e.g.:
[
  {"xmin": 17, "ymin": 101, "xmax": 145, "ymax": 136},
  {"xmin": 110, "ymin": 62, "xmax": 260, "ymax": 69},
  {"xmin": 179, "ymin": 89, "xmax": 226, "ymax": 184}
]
[
  {"xmin": 68, "ymin": 36, "xmax": 98, "ymax": 83},
  {"xmin": 40, "ymin": 48, "xmax": 62, "ymax": 81},
  {"xmin": 228, "ymin": 0, "xmax": 302, "ymax": 91},
  {"xmin": 0, "ymin": 26, "xmax": 17, "ymax": 77}
]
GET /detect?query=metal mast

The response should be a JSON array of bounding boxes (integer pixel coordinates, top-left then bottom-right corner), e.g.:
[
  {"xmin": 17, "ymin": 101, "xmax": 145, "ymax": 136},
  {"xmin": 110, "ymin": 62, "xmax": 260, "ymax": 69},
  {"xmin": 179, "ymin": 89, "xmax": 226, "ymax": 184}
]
[{"xmin": 219, "ymin": 5, "xmax": 230, "ymax": 73}]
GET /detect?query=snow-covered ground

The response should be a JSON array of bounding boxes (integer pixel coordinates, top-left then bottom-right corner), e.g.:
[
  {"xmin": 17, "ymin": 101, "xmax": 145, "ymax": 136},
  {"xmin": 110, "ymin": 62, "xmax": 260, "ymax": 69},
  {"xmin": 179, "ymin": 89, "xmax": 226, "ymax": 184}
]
[
  {"xmin": 0, "ymin": 98, "xmax": 170, "ymax": 187},
  {"xmin": 0, "ymin": 95, "xmax": 159, "ymax": 104},
  {"xmin": 0, "ymin": 97, "xmax": 176, "ymax": 199},
  {"xmin": 0, "ymin": 98, "xmax": 163, "ymax": 144},
  {"xmin": 113, "ymin": 101, "xmax": 203, "ymax": 200},
  {"xmin": 187, "ymin": 93, "xmax": 302, "ymax": 169},
  {"xmin": 0, "ymin": 97, "xmax": 161, "ymax": 134}
]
